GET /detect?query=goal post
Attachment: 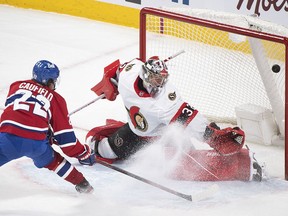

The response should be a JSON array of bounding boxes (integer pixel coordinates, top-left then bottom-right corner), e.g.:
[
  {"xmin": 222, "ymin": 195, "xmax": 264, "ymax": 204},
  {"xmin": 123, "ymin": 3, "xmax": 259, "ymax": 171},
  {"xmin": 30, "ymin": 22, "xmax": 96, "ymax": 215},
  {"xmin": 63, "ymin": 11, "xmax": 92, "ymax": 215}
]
[{"xmin": 139, "ymin": 7, "xmax": 288, "ymax": 180}]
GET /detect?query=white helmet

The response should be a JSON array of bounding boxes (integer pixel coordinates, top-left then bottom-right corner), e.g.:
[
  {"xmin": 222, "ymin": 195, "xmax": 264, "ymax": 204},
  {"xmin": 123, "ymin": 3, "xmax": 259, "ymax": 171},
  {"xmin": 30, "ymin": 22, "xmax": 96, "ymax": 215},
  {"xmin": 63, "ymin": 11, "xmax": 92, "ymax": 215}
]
[{"xmin": 142, "ymin": 56, "xmax": 169, "ymax": 95}]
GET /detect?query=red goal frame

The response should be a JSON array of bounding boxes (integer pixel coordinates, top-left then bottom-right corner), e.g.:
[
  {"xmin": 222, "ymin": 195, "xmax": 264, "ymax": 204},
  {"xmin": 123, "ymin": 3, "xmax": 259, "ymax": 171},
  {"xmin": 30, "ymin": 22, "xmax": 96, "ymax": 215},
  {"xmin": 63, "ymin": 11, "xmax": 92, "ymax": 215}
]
[{"xmin": 139, "ymin": 7, "xmax": 288, "ymax": 180}]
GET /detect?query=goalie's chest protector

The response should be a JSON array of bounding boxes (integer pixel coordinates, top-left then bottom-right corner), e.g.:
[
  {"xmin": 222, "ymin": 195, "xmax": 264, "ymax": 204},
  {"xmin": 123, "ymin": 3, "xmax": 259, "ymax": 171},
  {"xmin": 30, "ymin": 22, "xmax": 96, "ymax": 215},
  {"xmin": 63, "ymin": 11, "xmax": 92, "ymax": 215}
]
[{"xmin": 118, "ymin": 59, "xmax": 184, "ymax": 137}]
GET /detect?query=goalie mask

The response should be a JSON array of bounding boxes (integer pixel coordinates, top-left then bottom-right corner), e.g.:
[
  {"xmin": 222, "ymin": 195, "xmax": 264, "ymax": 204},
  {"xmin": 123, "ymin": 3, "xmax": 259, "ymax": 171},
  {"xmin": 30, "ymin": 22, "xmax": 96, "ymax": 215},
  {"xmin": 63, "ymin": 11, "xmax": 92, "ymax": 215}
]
[{"xmin": 142, "ymin": 56, "xmax": 169, "ymax": 95}]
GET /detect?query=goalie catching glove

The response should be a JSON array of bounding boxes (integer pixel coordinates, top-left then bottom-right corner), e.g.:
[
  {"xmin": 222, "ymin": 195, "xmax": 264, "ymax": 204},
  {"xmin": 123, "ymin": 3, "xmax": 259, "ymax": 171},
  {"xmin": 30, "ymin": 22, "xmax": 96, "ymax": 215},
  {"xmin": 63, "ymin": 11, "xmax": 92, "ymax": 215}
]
[{"xmin": 203, "ymin": 122, "xmax": 245, "ymax": 155}]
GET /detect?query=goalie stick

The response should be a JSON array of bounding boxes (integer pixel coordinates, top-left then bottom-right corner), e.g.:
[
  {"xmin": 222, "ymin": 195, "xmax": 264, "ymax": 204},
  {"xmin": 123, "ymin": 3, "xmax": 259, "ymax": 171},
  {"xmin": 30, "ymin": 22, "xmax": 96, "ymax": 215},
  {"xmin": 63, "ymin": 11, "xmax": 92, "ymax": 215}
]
[
  {"xmin": 163, "ymin": 50, "xmax": 185, "ymax": 62},
  {"xmin": 68, "ymin": 94, "xmax": 104, "ymax": 116},
  {"xmin": 96, "ymin": 159, "xmax": 219, "ymax": 202}
]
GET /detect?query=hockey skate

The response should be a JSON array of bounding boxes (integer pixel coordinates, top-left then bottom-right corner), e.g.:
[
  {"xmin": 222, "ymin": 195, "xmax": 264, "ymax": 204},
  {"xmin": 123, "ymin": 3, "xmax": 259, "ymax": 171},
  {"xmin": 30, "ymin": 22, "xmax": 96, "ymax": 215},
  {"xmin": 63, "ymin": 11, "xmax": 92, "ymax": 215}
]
[
  {"xmin": 252, "ymin": 158, "xmax": 267, "ymax": 182},
  {"xmin": 252, "ymin": 161, "xmax": 263, "ymax": 181},
  {"xmin": 75, "ymin": 178, "xmax": 94, "ymax": 194}
]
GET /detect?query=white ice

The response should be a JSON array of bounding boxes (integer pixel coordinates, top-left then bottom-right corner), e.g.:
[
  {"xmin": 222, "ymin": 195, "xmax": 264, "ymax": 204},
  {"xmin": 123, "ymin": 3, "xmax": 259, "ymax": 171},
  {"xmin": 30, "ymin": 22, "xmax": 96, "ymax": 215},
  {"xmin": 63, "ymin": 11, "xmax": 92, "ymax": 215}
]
[{"xmin": 0, "ymin": 5, "xmax": 288, "ymax": 216}]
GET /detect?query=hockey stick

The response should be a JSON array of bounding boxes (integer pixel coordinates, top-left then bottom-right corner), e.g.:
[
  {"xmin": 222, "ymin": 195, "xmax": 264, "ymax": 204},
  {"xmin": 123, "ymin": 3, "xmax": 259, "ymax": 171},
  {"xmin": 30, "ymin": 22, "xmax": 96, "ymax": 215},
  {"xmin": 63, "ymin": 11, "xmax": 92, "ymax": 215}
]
[
  {"xmin": 96, "ymin": 159, "xmax": 219, "ymax": 201},
  {"xmin": 68, "ymin": 94, "xmax": 105, "ymax": 116}
]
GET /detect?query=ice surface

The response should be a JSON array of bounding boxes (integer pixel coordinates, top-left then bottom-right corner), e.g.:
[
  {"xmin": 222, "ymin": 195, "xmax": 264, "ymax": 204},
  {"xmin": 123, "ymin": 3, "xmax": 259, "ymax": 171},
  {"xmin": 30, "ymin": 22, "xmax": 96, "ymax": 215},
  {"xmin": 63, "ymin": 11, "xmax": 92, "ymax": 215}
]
[{"xmin": 0, "ymin": 5, "xmax": 287, "ymax": 216}]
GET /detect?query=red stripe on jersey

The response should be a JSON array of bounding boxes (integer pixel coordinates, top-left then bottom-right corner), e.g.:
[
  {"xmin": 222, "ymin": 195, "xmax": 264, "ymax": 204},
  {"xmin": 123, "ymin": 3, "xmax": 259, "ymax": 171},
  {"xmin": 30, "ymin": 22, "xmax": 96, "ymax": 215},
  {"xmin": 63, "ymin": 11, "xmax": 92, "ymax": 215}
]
[
  {"xmin": 170, "ymin": 102, "xmax": 198, "ymax": 127},
  {"xmin": 0, "ymin": 123, "xmax": 47, "ymax": 140}
]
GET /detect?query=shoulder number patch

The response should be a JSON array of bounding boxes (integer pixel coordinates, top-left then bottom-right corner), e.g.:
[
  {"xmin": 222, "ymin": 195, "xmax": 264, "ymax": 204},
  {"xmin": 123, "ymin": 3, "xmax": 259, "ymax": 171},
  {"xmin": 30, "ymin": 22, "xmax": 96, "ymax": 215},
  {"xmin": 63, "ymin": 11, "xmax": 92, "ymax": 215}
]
[{"xmin": 170, "ymin": 102, "xmax": 198, "ymax": 126}]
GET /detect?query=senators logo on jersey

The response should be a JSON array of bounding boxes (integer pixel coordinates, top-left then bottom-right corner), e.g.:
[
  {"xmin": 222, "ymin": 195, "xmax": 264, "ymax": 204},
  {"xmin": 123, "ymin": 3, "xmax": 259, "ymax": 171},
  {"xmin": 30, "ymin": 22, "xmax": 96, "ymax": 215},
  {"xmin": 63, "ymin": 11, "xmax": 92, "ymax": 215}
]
[{"xmin": 128, "ymin": 106, "xmax": 148, "ymax": 132}]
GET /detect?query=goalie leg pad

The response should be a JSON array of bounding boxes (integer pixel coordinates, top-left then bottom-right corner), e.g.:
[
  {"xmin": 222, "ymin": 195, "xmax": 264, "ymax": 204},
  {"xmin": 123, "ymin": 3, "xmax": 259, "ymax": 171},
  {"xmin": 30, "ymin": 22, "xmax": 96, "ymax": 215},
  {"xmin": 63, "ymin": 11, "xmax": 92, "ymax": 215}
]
[
  {"xmin": 86, "ymin": 119, "xmax": 126, "ymax": 163},
  {"xmin": 86, "ymin": 119, "xmax": 125, "ymax": 152},
  {"xmin": 98, "ymin": 137, "xmax": 118, "ymax": 159},
  {"xmin": 168, "ymin": 148, "xmax": 251, "ymax": 181}
]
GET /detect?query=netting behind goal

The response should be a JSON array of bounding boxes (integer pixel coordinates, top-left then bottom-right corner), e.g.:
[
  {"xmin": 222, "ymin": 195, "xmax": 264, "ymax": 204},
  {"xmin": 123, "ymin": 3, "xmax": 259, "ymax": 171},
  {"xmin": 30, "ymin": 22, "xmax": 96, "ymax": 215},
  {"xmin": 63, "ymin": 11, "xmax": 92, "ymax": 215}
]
[{"xmin": 139, "ymin": 7, "xmax": 288, "ymax": 179}]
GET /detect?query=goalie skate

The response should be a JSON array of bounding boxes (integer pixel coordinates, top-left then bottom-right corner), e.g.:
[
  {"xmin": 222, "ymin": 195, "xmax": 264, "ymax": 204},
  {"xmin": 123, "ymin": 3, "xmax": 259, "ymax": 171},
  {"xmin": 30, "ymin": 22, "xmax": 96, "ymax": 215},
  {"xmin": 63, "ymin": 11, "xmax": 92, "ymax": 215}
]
[{"xmin": 252, "ymin": 161, "xmax": 267, "ymax": 182}]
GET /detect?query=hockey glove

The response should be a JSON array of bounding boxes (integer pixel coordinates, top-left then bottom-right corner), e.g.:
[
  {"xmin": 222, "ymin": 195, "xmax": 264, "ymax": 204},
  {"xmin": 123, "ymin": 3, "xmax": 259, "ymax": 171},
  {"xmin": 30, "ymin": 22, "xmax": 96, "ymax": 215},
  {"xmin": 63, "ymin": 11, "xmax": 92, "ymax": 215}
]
[
  {"xmin": 47, "ymin": 129, "xmax": 58, "ymax": 145},
  {"xmin": 204, "ymin": 122, "xmax": 245, "ymax": 155},
  {"xmin": 78, "ymin": 144, "xmax": 96, "ymax": 166}
]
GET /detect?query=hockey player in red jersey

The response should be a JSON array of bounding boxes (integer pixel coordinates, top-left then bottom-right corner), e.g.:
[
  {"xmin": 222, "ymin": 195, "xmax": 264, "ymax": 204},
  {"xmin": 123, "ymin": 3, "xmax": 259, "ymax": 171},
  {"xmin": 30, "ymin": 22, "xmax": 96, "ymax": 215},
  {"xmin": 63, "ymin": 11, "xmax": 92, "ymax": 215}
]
[
  {"xmin": 87, "ymin": 55, "xmax": 263, "ymax": 182},
  {"xmin": 0, "ymin": 60, "xmax": 95, "ymax": 193}
]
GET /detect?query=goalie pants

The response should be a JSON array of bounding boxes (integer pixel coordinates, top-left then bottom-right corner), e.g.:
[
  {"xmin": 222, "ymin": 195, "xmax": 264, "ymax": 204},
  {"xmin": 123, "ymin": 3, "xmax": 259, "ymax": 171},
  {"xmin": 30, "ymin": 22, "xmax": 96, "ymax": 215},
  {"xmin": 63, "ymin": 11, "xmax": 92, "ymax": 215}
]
[{"xmin": 107, "ymin": 123, "xmax": 153, "ymax": 159}]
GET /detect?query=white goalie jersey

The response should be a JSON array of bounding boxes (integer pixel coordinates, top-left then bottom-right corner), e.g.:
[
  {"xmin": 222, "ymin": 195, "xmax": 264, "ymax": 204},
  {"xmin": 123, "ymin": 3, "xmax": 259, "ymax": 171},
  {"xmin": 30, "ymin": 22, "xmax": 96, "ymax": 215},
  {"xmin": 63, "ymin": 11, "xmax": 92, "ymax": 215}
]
[{"xmin": 117, "ymin": 58, "xmax": 208, "ymax": 140}]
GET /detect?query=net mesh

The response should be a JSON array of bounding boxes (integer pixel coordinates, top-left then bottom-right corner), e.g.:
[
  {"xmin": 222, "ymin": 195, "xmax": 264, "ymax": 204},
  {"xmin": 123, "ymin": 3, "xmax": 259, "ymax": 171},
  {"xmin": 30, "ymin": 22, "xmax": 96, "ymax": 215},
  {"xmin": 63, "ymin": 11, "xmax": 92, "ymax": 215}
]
[{"xmin": 143, "ymin": 8, "xmax": 286, "ymax": 124}]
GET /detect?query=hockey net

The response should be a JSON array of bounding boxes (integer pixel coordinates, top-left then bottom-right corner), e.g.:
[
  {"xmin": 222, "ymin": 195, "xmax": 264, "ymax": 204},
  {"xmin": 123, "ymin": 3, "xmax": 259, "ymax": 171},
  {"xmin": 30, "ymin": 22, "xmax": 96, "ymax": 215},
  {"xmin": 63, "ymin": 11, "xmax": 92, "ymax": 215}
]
[{"xmin": 139, "ymin": 7, "xmax": 288, "ymax": 180}]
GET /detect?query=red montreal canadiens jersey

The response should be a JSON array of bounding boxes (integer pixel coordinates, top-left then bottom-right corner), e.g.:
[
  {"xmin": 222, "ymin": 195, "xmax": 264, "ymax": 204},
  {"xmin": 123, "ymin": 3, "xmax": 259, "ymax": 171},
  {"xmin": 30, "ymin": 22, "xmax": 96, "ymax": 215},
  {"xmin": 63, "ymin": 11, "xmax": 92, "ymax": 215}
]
[
  {"xmin": 0, "ymin": 80, "xmax": 83, "ymax": 157},
  {"xmin": 118, "ymin": 58, "xmax": 208, "ymax": 139}
]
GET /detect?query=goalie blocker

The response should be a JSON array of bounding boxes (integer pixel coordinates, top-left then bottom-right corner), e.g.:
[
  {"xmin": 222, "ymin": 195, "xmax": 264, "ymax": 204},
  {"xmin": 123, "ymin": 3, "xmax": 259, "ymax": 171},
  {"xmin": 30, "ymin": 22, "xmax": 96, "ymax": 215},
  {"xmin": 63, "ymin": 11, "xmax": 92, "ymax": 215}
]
[{"xmin": 86, "ymin": 119, "xmax": 261, "ymax": 182}]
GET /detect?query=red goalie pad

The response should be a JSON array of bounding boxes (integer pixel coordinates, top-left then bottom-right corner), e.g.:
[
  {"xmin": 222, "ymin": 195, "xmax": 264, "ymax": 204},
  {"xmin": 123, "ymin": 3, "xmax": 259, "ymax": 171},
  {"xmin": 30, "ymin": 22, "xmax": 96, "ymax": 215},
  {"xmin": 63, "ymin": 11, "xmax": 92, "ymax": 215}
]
[
  {"xmin": 91, "ymin": 59, "xmax": 120, "ymax": 101},
  {"xmin": 86, "ymin": 119, "xmax": 125, "ymax": 143},
  {"xmin": 166, "ymin": 148, "xmax": 252, "ymax": 181},
  {"xmin": 86, "ymin": 119, "xmax": 126, "ymax": 164}
]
